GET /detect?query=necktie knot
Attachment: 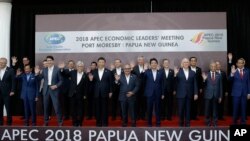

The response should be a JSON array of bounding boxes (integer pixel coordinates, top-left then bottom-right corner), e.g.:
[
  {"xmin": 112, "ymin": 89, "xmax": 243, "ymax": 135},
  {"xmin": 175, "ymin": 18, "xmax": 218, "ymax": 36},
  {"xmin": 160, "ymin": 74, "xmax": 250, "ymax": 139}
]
[{"xmin": 240, "ymin": 69, "xmax": 243, "ymax": 79}]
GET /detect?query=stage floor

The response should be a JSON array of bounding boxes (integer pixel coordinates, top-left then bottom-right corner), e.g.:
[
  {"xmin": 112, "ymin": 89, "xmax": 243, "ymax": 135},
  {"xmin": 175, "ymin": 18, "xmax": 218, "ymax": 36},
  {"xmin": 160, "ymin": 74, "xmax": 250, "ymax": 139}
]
[{"xmin": 2, "ymin": 116, "xmax": 249, "ymax": 127}]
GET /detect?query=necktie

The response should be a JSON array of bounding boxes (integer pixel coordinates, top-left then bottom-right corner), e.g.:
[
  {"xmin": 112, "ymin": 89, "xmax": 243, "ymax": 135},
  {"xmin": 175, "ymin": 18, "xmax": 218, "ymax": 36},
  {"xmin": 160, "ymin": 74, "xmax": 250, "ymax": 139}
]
[
  {"xmin": 212, "ymin": 72, "xmax": 215, "ymax": 81},
  {"xmin": 27, "ymin": 74, "xmax": 30, "ymax": 81},
  {"xmin": 240, "ymin": 69, "xmax": 243, "ymax": 79}
]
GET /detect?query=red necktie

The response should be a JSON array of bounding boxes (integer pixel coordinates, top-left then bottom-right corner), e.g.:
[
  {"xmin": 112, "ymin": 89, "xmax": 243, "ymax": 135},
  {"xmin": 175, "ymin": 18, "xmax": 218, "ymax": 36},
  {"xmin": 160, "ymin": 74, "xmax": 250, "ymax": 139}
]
[
  {"xmin": 240, "ymin": 69, "xmax": 243, "ymax": 79},
  {"xmin": 212, "ymin": 72, "xmax": 215, "ymax": 81}
]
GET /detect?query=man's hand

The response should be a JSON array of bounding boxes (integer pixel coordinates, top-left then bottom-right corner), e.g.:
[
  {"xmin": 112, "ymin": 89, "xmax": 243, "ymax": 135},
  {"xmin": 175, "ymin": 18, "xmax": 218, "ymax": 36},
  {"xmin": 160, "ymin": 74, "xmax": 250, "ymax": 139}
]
[
  {"xmin": 34, "ymin": 66, "xmax": 41, "ymax": 75},
  {"xmin": 247, "ymin": 94, "xmax": 250, "ymax": 100},
  {"xmin": 194, "ymin": 94, "xmax": 198, "ymax": 100},
  {"xmin": 109, "ymin": 93, "xmax": 112, "ymax": 98},
  {"xmin": 58, "ymin": 62, "xmax": 65, "ymax": 69},
  {"xmin": 35, "ymin": 97, "xmax": 38, "ymax": 101},
  {"xmin": 218, "ymin": 98, "xmax": 222, "ymax": 103},
  {"xmin": 10, "ymin": 92, "xmax": 14, "ymax": 96},
  {"xmin": 161, "ymin": 95, "xmax": 165, "ymax": 99},
  {"xmin": 202, "ymin": 72, "xmax": 208, "ymax": 81},
  {"xmin": 174, "ymin": 66, "xmax": 179, "ymax": 77},
  {"xmin": 16, "ymin": 69, "xmax": 22, "ymax": 76},
  {"xmin": 126, "ymin": 92, "xmax": 133, "ymax": 97},
  {"xmin": 228, "ymin": 53, "xmax": 233, "ymax": 62},
  {"xmin": 50, "ymin": 85, "xmax": 57, "ymax": 90},
  {"xmin": 231, "ymin": 65, "xmax": 236, "ymax": 75}
]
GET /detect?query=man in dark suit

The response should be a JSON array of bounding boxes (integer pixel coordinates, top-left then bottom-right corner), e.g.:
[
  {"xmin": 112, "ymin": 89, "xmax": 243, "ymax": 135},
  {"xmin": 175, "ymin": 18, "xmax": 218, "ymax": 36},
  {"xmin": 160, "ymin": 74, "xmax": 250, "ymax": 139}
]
[
  {"xmin": 35, "ymin": 56, "xmax": 63, "ymax": 126},
  {"xmin": 132, "ymin": 56, "xmax": 147, "ymax": 120},
  {"xmin": 60, "ymin": 60, "xmax": 75, "ymax": 120},
  {"xmin": 175, "ymin": 58, "xmax": 198, "ymax": 127},
  {"xmin": 189, "ymin": 57, "xmax": 202, "ymax": 120},
  {"xmin": 86, "ymin": 61, "xmax": 97, "ymax": 120},
  {"xmin": 111, "ymin": 59, "xmax": 123, "ymax": 120},
  {"xmin": 89, "ymin": 57, "xmax": 113, "ymax": 127},
  {"xmin": 17, "ymin": 65, "xmax": 39, "ymax": 126},
  {"xmin": 61, "ymin": 61, "xmax": 87, "ymax": 126},
  {"xmin": 115, "ymin": 64, "xmax": 139, "ymax": 127},
  {"xmin": 202, "ymin": 62, "xmax": 222, "ymax": 127},
  {"xmin": 11, "ymin": 56, "xmax": 30, "ymax": 119},
  {"xmin": 144, "ymin": 58, "xmax": 164, "ymax": 127},
  {"xmin": 230, "ymin": 58, "xmax": 250, "ymax": 125},
  {"xmin": 161, "ymin": 59, "xmax": 175, "ymax": 120},
  {"xmin": 215, "ymin": 61, "xmax": 228, "ymax": 120},
  {"xmin": 0, "ymin": 58, "xmax": 15, "ymax": 126}
]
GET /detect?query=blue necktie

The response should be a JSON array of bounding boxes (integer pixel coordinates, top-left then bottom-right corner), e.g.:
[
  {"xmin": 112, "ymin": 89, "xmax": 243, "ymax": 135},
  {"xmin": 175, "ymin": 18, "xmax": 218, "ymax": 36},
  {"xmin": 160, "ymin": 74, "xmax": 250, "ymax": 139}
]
[{"xmin": 27, "ymin": 74, "xmax": 30, "ymax": 81}]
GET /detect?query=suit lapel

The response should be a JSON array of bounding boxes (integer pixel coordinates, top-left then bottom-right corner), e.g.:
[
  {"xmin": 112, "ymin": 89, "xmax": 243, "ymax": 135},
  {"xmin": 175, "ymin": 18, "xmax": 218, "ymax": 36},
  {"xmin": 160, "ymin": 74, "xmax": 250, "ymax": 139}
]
[{"xmin": 1, "ymin": 67, "xmax": 9, "ymax": 80}]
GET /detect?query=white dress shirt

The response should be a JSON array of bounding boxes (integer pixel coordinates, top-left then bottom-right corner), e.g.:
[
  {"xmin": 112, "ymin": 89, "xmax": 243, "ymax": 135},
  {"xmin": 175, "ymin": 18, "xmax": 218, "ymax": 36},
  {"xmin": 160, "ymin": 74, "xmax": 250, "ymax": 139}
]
[
  {"xmin": 48, "ymin": 66, "xmax": 54, "ymax": 85},
  {"xmin": 152, "ymin": 69, "xmax": 157, "ymax": 81},
  {"xmin": 0, "ymin": 67, "xmax": 7, "ymax": 80},
  {"xmin": 116, "ymin": 67, "xmax": 122, "ymax": 76},
  {"xmin": 139, "ymin": 65, "xmax": 144, "ymax": 73},
  {"xmin": 125, "ymin": 75, "xmax": 130, "ymax": 84},
  {"xmin": 98, "ymin": 68, "xmax": 104, "ymax": 80},
  {"xmin": 191, "ymin": 66, "xmax": 196, "ymax": 73},
  {"xmin": 77, "ymin": 72, "xmax": 83, "ymax": 85},
  {"xmin": 164, "ymin": 68, "xmax": 169, "ymax": 78},
  {"xmin": 183, "ymin": 68, "xmax": 189, "ymax": 80}
]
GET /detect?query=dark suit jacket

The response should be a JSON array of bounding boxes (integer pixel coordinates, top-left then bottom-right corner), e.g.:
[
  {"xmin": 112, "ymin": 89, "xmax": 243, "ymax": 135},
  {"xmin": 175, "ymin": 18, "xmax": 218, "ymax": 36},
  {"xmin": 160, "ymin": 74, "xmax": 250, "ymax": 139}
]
[
  {"xmin": 132, "ymin": 65, "xmax": 145, "ymax": 88},
  {"xmin": 117, "ymin": 74, "xmax": 139, "ymax": 101},
  {"xmin": 189, "ymin": 66, "xmax": 202, "ymax": 90},
  {"xmin": 18, "ymin": 73, "xmax": 39, "ymax": 100},
  {"xmin": 175, "ymin": 68, "xmax": 198, "ymax": 99},
  {"xmin": 203, "ymin": 72, "xmax": 222, "ymax": 99},
  {"xmin": 229, "ymin": 68, "xmax": 250, "ymax": 97},
  {"xmin": 39, "ymin": 66, "xmax": 63, "ymax": 96},
  {"xmin": 60, "ymin": 68, "xmax": 73, "ymax": 94},
  {"xmin": 0, "ymin": 67, "xmax": 16, "ymax": 97},
  {"xmin": 219, "ymin": 71, "xmax": 228, "ymax": 94},
  {"xmin": 112, "ymin": 68, "xmax": 124, "ymax": 94},
  {"xmin": 161, "ymin": 68, "xmax": 174, "ymax": 94},
  {"xmin": 92, "ymin": 68, "xmax": 113, "ymax": 98},
  {"xmin": 67, "ymin": 70, "xmax": 87, "ymax": 98},
  {"xmin": 144, "ymin": 69, "xmax": 164, "ymax": 98}
]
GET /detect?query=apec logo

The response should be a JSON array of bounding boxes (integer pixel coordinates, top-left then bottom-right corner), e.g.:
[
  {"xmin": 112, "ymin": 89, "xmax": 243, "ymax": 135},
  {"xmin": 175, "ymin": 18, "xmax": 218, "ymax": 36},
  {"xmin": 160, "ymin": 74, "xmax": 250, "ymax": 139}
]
[{"xmin": 44, "ymin": 33, "xmax": 65, "ymax": 44}]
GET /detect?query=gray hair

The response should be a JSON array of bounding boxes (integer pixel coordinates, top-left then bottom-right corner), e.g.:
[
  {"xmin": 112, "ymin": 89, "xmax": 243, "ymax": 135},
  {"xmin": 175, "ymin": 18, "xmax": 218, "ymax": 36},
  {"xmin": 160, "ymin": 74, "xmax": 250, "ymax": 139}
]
[{"xmin": 76, "ymin": 61, "xmax": 84, "ymax": 66}]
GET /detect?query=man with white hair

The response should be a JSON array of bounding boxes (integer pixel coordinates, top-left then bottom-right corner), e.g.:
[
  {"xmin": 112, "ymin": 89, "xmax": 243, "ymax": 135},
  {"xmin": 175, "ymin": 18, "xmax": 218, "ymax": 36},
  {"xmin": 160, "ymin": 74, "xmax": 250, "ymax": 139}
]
[
  {"xmin": 174, "ymin": 58, "xmax": 198, "ymax": 127},
  {"xmin": 132, "ymin": 56, "xmax": 147, "ymax": 120},
  {"xmin": 0, "ymin": 57, "xmax": 15, "ymax": 126},
  {"xmin": 61, "ymin": 61, "xmax": 87, "ymax": 126}
]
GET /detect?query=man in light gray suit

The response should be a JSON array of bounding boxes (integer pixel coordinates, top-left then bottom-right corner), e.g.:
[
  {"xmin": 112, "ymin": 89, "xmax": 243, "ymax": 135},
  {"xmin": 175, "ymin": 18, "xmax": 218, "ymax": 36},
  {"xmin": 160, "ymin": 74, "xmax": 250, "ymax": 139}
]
[
  {"xmin": 115, "ymin": 64, "xmax": 139, "ymax": 127},
  {"xmin": 202, "ymin": 62, "xmax": 222, "ymax": 127},
  {"xmin": 35, "ymin": 56, "xmax": 63, "ymax": 126}
]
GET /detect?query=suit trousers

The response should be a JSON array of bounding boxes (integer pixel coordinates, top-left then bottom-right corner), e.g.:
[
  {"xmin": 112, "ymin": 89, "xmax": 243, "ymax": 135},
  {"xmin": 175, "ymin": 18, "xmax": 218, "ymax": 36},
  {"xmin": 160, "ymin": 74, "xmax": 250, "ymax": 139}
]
[
  {"xmin": 233, "ymin": 95, "xmax": 247, "ymax": 124},
  {"xmin": 204, "ymin": 97, "xmax": 218, "ymax": 125},
  {"xmin": 43, "ymin": 87, "xmax": 63, "ymax": 125},
  {"xmin": 23, "ymin": 96, "xmax": 36, "ymax": 125}
]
